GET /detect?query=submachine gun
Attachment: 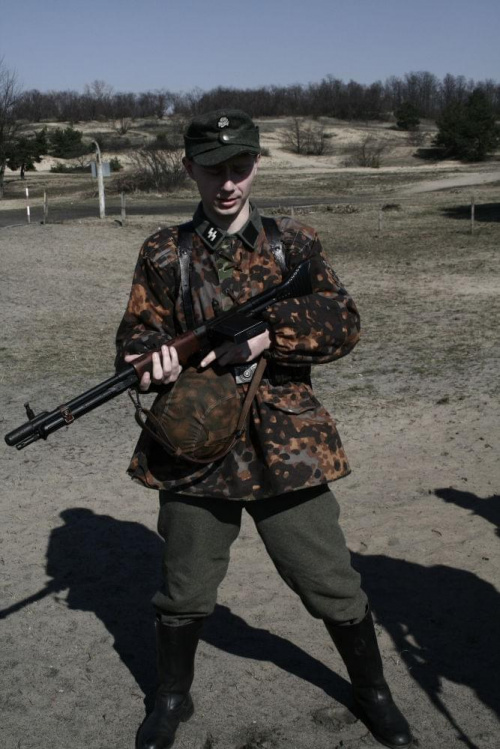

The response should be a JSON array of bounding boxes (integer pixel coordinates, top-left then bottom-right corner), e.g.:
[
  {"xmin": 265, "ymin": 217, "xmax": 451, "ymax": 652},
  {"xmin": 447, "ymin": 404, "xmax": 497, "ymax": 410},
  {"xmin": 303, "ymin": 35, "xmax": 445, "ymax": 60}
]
[{"xmin": 5, "ymin": 260, "xmax": 312, "ymax": 450}]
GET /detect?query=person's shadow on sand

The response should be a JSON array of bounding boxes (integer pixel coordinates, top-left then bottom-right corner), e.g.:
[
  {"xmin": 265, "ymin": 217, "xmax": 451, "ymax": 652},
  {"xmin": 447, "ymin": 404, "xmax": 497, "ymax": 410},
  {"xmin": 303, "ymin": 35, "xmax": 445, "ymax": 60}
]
[
  {"xmin": 1, "ymin": 498, "xmax": 498, "ymax": 749},
  {"xmin": 0, "ymin": 508, "xmax": 351, "ymax": 707},
  {"xmin": 434, "ymin": 487, "xmax": 500, "ymax": 537},
  {"xmin": 354, "ymin": 552, "xmax": 499, "ymax": 749},
  {"xmin": 353, "ymin": 487, "xmax": 500, "ymax": 749}
]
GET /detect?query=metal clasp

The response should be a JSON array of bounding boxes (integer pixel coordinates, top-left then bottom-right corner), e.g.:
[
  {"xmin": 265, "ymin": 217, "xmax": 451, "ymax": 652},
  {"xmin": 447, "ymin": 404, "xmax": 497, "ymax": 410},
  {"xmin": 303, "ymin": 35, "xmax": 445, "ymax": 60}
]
[
  {"xmin": 59, "ymin": 405, "xmax": 75, "ymax": 424},
  {"xmin": 234, "ymin": 362, "xmax": 258, "ymax": 385}
]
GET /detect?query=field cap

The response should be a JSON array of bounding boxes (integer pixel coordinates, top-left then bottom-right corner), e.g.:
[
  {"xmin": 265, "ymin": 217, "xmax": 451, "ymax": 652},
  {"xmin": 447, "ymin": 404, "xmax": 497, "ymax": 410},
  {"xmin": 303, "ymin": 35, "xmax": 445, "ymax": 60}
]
[{"xmin": 184, "ymin": 109, "xmax": 260, "ymax": 166}]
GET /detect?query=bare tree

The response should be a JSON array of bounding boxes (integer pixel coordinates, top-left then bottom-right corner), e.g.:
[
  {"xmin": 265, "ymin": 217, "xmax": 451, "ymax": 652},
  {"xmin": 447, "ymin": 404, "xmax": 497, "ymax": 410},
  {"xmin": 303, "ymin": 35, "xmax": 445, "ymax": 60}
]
[
  {"xmin": 13, "ymin": 89, "xmax": 52, "ymax": 122},
  {"xmin": 280, "ymin": 117, "xmax": 330, "ymax": 155},
  {"xmin": 345, "ymin": 137, "xmax": 387, "ymax": 168},
  {"xmin": 112, "ymin": 92, "xmax": 136, "ymax": 133},
  {"xmin": 0, "ymin": 58, "xmax": 22, "ymax": 197},
  {"xmin": 84, "ymin": 79, "xmax": 114, "ymax": 100},
  {"xmin": 83, "ymin": 80, "xmax": 114, "ymax": 119},
  {"xmin": 152, "ymin": 89, "xmax": 173, "ymax": 119},
  {"xmin": 121, "ymin": 147, "xmax": 187, "ymax": 192}
]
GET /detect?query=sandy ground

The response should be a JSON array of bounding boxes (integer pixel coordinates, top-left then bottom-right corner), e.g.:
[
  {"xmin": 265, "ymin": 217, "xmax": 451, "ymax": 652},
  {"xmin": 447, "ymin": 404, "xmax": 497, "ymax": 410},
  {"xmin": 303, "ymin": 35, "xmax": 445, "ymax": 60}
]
[{"xmin": 1, "ymin": 205, "xmax": 499, "ymax": 749}]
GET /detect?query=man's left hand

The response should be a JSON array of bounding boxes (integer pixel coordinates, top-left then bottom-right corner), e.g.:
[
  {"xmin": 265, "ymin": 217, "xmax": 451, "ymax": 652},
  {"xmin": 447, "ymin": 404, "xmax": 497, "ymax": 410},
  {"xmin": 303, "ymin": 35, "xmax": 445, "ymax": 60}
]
[{"xmin": 199, "ymin": 329, "xmax": 271, "ymax": 368}]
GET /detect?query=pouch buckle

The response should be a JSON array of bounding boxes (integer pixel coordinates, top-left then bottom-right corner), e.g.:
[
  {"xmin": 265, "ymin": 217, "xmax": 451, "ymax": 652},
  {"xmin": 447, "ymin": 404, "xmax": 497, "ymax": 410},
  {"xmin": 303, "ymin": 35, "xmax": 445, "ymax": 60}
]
[{"xmin": 234, "ymin": 361, "xmax": 258, "ymax": 385}]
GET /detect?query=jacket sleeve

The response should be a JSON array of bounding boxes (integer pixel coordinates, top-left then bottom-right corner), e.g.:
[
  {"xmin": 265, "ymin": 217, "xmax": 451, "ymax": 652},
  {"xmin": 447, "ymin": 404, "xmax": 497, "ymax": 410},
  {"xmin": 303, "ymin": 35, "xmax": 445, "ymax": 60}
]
[
  {"xmin": 115, "ymin": 239, "xmax": 180, "ymax": 369},
  {"xmin": 261, "ymin": 231, "xmax": 360, "ymax": 366}
]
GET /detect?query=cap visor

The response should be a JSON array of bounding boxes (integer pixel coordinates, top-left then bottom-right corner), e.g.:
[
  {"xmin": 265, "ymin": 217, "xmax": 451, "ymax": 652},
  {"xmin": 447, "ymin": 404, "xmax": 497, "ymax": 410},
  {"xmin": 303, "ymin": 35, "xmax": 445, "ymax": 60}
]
[{"xmin": 191, "ymin": 145, "xmax": 260, "ymax": 166}]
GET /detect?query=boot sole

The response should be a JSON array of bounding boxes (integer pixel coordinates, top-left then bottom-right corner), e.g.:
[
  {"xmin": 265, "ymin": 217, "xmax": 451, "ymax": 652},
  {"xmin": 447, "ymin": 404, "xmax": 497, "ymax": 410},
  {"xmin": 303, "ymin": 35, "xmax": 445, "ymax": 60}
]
[
  {"xmin": 370, "ymin": 734, "xmax": 412, "ymax": 749},
  {"xmin": 352, "ymin": 701, "xmax": 413, "ymax": 749},
  {"xmin": 135, "ymin": 702, "xmax": 194, "ymax": 749},
  {"xmin": 181, "ymin": 702, "xmax": 194, "ymax": 722}
]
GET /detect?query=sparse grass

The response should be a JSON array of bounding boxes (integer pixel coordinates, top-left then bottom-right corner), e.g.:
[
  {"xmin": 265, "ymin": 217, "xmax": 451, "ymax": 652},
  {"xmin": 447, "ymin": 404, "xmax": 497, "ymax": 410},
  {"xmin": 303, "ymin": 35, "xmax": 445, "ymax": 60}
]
[{"xmin": 254, "ymin": 168, "xmax": 467, "ymax": 198}]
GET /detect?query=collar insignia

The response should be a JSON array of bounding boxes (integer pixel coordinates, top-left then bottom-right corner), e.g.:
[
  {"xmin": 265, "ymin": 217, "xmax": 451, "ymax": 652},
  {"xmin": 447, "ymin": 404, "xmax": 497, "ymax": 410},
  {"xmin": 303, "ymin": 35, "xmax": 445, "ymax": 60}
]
[
  {"xmin": 241, "ymin": 221, "xmax": 259, "ymax": 248},
  {"xmin": 218, "ymin": 116, "xmax": 230, "ymax": 128},
  {"xmin": 202, "ymin": 223, "xmax": 223, "ymax": 249}
]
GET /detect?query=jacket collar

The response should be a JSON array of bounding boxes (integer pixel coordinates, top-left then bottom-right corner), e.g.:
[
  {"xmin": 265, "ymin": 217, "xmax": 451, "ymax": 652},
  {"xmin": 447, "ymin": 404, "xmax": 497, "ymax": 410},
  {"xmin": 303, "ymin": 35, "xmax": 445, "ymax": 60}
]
[{"xmin": 193, "ymin": 202, "xmax": 262, "ymax": 252}]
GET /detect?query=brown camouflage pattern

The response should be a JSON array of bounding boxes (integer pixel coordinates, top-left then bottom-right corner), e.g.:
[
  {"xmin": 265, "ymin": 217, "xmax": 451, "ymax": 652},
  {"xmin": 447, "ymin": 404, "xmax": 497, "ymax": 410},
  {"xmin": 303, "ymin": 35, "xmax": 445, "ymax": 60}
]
[{"xmin": 115, "ymin": 208, "xmax": 361, "ymax": 500}]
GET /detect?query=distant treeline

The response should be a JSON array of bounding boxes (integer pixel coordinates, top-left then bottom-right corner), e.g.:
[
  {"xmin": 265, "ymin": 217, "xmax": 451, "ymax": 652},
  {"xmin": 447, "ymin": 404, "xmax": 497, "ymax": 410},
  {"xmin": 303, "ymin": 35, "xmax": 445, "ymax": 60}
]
[{"xmin": 13, "ymin": 73, "xmax": 500, "ymax": 123}]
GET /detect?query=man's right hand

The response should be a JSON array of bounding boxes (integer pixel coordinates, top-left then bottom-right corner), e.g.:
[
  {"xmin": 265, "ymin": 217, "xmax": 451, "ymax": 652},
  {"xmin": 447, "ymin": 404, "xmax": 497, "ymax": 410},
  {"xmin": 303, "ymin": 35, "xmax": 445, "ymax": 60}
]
[{"xmin": 125, "ymin": 344, "xmax": 182, "ymax": 391}]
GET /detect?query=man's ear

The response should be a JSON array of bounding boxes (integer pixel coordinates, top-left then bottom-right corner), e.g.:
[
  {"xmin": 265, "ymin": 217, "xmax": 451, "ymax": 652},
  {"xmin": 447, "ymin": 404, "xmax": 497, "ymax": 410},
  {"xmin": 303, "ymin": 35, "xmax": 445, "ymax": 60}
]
[{"xmin": 182, "ymin": 156, "xmax": 195, "ymax": 180}]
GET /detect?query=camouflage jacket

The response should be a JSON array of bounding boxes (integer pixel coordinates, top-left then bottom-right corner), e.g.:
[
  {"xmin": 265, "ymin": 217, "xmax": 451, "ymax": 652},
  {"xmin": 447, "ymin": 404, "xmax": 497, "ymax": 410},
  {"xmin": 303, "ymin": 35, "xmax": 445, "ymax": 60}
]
[{"xmin": 115, "ymin": 205, "xmax": 360, "ymax": 500}]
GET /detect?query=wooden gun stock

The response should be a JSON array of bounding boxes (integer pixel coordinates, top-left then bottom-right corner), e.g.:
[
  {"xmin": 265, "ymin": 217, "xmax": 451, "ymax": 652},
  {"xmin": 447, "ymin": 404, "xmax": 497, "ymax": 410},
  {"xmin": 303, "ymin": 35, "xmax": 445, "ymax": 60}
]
[{"xmin": 130, "ymin": 330, "xmax": 202, "ymax": 378}]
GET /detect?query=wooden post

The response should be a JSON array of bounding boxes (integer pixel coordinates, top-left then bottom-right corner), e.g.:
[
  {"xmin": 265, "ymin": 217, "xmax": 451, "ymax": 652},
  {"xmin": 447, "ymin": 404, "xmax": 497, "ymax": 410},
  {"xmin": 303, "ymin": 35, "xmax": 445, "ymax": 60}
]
[
  {"xmin": 25, "ymin": 187, "xmax": 31, "ymax": 224},
  {"xmin": 378, "ymin": 206, "xmax": 383, "ymax": 234},
  {"xmin": 91, "ymin": 140, "xmax": 106, "ymax": 218},
  {"xmin": 43, "ymin": 191, "xmax": 48, "ymax": 224},
  {"xmin": 120, "ymin": 192, "xmax": 126, "ymax": 225},
  {"xmin": 470, "ymin": 195, "xmax": 475, "ymax": 235}
]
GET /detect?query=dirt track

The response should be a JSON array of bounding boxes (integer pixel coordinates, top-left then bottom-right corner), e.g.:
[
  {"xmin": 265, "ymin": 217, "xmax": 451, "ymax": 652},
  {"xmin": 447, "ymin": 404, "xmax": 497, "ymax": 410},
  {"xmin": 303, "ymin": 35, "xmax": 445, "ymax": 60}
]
[
  {"xmin": 400, "ymin": 169, "xmax": 500, "ymax": 194},
  {"xmin": 1, "ymin": 205, "xmax": 499, "ymax": 749}
]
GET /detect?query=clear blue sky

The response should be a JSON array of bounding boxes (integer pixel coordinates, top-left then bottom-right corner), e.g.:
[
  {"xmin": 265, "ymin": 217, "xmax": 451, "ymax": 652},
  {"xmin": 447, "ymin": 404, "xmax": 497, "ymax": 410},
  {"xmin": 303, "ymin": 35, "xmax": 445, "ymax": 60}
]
[{"xmin": 1, "ymin": 0, "xmax": 498, "ymax": 93}]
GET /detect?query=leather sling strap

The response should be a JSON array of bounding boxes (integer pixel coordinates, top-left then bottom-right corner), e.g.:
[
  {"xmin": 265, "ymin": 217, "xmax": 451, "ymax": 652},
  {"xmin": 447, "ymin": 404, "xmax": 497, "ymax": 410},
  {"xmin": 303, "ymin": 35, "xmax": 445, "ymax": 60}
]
[{"xmin": 177, "ymin": 221, "xmax": 195, "ymax": 332}]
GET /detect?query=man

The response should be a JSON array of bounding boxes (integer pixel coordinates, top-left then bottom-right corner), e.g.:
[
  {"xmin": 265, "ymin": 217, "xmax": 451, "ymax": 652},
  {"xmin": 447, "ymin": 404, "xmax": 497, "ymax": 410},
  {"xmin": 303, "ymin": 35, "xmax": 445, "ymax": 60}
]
[{"xmin": 116, "ymin": 110, "xmax": 413, "ymax": 749}]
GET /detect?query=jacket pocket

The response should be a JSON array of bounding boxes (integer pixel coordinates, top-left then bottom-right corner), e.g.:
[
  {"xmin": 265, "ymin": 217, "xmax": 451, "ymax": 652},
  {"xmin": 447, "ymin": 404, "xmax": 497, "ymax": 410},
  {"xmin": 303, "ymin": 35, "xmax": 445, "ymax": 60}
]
[
  {"xmin": 258, "ymin": 383, "xmax": 321, "ymax": 416},
  {"xmin": 254, "ymin": 384, "xmax": 344, "ymax": 481}
]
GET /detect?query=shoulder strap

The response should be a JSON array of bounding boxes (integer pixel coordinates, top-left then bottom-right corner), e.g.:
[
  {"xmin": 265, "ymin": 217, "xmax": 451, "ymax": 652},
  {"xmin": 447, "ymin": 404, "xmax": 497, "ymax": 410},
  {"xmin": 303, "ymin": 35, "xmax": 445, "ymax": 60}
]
[
  {"xmin": 177, "ymin": 221, "xmax": 195, "ymax": 331},
  {"xmin": 261, "ymin": 216, "xmax": 287, "ymax": 273}
]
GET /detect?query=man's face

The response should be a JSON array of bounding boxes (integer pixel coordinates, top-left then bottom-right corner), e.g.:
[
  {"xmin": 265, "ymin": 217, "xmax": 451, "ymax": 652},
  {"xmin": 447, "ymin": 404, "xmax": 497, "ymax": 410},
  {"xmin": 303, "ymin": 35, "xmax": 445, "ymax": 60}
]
[{"xmin": 183, "ymin": 153, "xmax": 260, "ymax": 227}]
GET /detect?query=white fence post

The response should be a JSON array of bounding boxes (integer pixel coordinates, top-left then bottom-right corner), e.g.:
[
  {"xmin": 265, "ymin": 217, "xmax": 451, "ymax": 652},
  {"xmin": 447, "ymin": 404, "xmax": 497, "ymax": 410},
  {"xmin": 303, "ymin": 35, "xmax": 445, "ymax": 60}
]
[
  {"xmin": 121, "ymin": 192, "xmax": 126, "ymax": 225},
  {"xmin": 91, "ymin": 140, "xmax": 106, "ymax": 219},
  {"xmin": 25, "ymin": 187, "xmax": 31, "ymax": 224}
]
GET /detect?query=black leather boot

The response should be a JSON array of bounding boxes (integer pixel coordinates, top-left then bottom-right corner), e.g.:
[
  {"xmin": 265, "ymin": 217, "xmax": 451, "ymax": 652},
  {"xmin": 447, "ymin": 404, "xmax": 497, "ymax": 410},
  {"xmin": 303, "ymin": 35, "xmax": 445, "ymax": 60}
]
[
  {"xmin": 136, "ymin": 618, "xmax": 204, "ymax": 749},
  {"xmin": 325, "ymin": 612, "xmax": 413, "ymax": 748}
]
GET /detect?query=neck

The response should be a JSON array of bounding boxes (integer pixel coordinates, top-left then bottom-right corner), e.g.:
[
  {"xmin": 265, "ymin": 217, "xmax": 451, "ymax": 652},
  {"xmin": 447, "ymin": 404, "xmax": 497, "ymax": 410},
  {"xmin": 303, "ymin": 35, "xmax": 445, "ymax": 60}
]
[{"xmin": 203, "ymin": 200, "xmax": 251, "ymax": 235}]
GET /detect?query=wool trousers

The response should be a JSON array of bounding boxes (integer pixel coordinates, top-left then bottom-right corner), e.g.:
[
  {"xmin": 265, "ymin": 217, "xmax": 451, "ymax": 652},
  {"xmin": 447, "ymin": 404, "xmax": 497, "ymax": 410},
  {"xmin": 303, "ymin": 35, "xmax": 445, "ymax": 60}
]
[{"xmin": 152, "ymin": 484, "xmax": 368, "ymax": 625}]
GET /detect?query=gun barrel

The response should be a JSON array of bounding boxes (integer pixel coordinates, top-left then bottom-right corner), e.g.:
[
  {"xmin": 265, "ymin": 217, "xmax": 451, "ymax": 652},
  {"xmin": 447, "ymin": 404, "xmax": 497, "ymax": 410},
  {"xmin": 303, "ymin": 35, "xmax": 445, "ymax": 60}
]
[
  {"xmin": 5, "ymin": 411, "xmax": 49, "ymax": 447},
  {"xmin": 5, "ymin": 365, "xmax": 139, "ymax": 449}
]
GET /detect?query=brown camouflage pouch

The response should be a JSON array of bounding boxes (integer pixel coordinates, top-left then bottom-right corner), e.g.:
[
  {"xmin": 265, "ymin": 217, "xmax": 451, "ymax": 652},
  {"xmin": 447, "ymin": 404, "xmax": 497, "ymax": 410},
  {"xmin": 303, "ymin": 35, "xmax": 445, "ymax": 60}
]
[{"xmin": 129, "ymin": 357, "xmax": 266, "ymax": 464}]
